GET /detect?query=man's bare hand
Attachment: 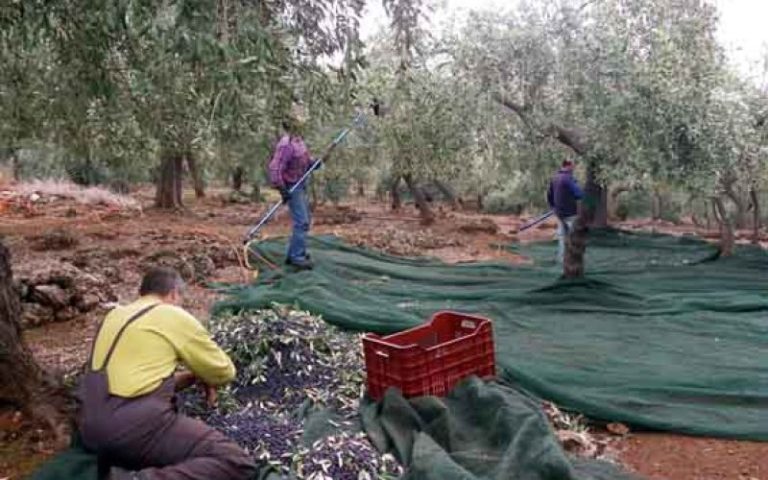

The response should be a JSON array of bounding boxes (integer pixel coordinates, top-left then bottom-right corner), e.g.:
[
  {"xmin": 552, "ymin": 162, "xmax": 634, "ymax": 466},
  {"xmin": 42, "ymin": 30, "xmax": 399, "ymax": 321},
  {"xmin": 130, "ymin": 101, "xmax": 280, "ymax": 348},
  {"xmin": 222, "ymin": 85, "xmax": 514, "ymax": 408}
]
[
  {"xmin": 175, "ymin": 371, "xmax": 218, "ymax": 408},
  {"xmin": 174, "ymin": 370, "xmax": 197, "ymax": 392},
  {"xmin": 202, "ymin": 383, "xmax": 218, "ymax": 408}
]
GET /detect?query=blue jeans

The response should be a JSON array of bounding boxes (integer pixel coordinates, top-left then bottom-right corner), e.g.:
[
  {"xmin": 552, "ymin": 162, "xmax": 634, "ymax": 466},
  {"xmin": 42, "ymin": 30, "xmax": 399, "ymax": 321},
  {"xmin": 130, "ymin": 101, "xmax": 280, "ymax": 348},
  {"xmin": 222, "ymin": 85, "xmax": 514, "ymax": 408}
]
[
  {"xmin": 286, "ymin": 183, "xmax": 311, "ymax": 262},
  {"xmin": 556, "ymin": 215, "xmax": 576, "ymax": 264}
]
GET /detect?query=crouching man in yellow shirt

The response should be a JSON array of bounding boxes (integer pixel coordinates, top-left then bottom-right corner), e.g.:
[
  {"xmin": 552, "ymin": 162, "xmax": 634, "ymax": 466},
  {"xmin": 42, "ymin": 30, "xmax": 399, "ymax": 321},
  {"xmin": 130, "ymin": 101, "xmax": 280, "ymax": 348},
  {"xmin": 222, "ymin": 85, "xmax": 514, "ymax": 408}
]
[{"xmin": 76, "ymin": 267, "xmax": 255, "ymax": 480}]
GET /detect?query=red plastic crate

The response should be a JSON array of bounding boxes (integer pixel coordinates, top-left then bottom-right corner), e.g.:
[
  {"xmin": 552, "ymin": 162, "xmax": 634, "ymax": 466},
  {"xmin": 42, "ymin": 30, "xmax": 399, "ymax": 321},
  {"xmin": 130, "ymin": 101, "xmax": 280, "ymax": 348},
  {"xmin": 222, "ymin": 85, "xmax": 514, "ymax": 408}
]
[{"xmin": 362, "ymin": 311, "xmax": 496, "ymax": 400}]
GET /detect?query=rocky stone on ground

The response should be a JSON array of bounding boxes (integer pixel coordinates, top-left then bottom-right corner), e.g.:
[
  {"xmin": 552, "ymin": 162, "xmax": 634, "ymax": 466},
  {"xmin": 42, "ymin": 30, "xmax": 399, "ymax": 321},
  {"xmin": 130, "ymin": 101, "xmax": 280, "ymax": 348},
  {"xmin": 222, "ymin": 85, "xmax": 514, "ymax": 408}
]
[
  {"xmin": 140, "ymin": 250, "xmax": 218, "ymax": 283},
  {"xmin": 350, "ymin": 226, "xmax": 464, "ymax": 256},
  {"xmin": 29, "ymin": 229, "xmax": 80, "ymax": 251},
  {"xmin": 15, "ymin": 260, "xmax": 117, "ymax": 329},
  {"xmin": 315, "ymin": 206, "xmax": 363, "ymax": 226},
  {"xmin": 457, "ymin": 217, "xmax": 499, "ymax": 235}
]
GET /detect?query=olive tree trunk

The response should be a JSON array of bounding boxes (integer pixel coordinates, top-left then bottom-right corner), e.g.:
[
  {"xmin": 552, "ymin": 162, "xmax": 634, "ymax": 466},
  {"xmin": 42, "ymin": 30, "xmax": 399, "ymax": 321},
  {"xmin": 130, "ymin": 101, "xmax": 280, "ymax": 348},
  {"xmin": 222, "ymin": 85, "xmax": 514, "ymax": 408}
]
[
  {"xmin": 723, "ymin": 187, "xmax": 748, "ymax": 230},
  {"xmin": 185, "ymin": 152, "xmax": 205, "ymax": 199},
  {"xmin": 403, "ymin": 173, "xmax": 435, "ymax": 225},
  {"xmin": 749, "ymin": 188, "xmax": 761, "ymax": 245},
  {"xmin": 10, "ymin": 148, "xmax": 21, "ymax": 181},
  {"xmin": 651, "ymin": 192, "xmax": 662, "ymax": 221},
  {"xmin": 609, "ymin": 186, "xmax": 630, "ymax": 221},
  {"xmin": 563, "ymin": 164, "xmax": 601, "ymax": 278},
  {"xmin": 232, "ymin": 166, "xmax": 244, "ymax": 192},
  {"xmin": 356, "ymin": 179, "xmax": 365, "ymax": 197},
  {"xmin": 713, "ymin": 197, "xmax": 735, "ymax": 257},
  {"xmin": 390, "ymin": 176, "xmax": 402, "ymax": 211},
  {"xmin": 250, "ymin": 181, "xmax": 262, "ymax": 202},
  {"xmin": 0, "ymin": 240, "xmax": 69, "ymax": 444},
  {"xmin": 592, "ymin": 181, "xmax": 609, "ymax": 228},
  {"xmin": 433, "ymin": 180, "xmax": 462, "ymax": 210},
  {"xmin": 155, "ymin": 152, "xmax": 184, "ymax": 209}
]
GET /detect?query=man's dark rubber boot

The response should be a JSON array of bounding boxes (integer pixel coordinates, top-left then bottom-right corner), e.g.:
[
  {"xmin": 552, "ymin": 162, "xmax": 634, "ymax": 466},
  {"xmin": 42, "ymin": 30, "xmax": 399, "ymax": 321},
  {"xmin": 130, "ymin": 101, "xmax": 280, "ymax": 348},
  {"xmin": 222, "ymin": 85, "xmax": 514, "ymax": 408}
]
[{"xmin": 286, "ymin": 257, "xmax": 314, "ymax": 270}]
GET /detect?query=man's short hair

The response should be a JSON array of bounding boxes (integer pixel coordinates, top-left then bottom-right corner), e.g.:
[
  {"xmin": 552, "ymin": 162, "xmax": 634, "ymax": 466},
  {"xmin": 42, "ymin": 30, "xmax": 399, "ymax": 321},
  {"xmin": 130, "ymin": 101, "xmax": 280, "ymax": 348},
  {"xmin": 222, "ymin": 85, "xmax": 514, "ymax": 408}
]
[
  {"xmin": 139, "ymin": 267, "xmax": 183, "ymax": 297},
  {"xmin": 562, "ymin": 159, "xmax": 574, "ymax": 168}
]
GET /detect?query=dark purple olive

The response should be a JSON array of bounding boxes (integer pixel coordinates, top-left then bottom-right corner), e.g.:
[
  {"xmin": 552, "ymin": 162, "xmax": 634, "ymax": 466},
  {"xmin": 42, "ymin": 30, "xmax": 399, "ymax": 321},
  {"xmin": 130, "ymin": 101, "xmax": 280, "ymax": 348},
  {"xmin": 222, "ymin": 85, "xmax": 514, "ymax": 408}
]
[{"xmin": 178, "ymin": 309, "xmax": 402, "ymax": 478}]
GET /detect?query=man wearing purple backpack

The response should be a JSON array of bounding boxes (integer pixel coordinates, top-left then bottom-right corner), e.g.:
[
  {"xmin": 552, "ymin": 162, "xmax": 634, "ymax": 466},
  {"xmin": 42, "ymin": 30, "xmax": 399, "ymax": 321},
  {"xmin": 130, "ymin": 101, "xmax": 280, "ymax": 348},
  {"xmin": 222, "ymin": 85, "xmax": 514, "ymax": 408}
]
[{"xmin": 268, "ymin": 118, "xmax": 316, "ymax": 270}]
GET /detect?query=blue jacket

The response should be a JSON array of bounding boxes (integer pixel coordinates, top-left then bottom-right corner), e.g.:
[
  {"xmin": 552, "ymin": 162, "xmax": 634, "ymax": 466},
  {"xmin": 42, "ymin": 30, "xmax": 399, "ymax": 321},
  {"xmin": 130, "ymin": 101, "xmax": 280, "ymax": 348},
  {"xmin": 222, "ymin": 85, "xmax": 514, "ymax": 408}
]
[{"xmin": 547, "ymin": 169, "xmax": 584, "ymax": 218}]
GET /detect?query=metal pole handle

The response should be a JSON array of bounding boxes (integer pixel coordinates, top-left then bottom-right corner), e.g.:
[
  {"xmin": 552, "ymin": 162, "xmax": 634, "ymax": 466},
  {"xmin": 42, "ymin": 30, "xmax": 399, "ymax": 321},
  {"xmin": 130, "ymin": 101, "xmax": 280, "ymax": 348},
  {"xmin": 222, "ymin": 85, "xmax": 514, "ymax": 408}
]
[{"xmin": 517, "ymin": 210, "xmax": 555, "ymax": 233}]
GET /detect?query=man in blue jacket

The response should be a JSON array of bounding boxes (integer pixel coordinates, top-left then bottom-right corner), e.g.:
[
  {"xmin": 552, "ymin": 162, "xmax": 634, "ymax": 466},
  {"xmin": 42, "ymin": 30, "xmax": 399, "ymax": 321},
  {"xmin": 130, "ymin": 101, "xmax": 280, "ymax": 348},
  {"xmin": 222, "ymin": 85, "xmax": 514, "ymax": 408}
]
[{"xmin": 547, "ymin": 159, "xmax": 584, "ymax": 263}]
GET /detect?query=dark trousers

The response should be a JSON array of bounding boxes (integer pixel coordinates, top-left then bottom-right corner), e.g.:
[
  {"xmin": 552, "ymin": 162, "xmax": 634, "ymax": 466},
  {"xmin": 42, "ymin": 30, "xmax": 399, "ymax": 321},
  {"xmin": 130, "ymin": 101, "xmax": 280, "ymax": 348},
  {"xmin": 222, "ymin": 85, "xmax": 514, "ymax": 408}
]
[
  {"xmin": 78, "ymin": 375, "xmax": 255, "ymax": 480},
  {"xmin": 129, "ymin": 414, "xmax": 254, "ymax": 480}
]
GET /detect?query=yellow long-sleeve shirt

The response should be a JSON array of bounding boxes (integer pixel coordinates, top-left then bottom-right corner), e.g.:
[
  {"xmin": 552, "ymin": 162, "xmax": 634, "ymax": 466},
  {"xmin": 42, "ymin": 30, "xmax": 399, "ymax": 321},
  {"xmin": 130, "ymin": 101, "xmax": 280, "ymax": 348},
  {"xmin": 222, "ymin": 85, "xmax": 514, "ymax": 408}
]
[{"xmin": 90, "ymin": 295, "xmax": 236, "ymax": 398}]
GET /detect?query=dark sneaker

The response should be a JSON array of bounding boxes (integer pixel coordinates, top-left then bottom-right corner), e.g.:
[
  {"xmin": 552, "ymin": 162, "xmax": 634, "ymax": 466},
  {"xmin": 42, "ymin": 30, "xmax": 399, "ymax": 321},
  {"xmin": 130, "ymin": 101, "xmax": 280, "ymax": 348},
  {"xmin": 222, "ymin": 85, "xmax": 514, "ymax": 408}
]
[
  {"xmin": 286, "ymin": 257, "xmax": 314, "ymax": 270},
  {"xmin": 285, "ymin": 252, "xmax": 311, "ymax": 264}
]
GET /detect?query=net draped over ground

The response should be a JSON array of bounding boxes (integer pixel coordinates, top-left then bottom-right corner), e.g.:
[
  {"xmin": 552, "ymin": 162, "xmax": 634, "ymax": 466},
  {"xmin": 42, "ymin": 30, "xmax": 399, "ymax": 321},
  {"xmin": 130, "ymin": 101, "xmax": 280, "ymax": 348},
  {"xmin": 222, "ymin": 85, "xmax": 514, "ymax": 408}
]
[
  {"xmin": 361, "ymin": 377, "xmax": 640, "ymax": 480},
  {"xmin": 218, "ymin": 230, "xmax": 768, "ymax": 441},
  {"xmin": 33, "ymin": 380, "xmax": 639, "ymax": 480}
]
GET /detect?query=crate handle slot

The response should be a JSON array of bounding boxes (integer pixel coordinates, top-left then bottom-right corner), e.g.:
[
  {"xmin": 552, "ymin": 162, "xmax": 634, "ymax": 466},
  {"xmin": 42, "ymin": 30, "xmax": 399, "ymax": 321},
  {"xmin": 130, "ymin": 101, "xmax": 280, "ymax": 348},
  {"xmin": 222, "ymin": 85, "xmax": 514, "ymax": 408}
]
[
  {"xmin": 460, "ymin": 320, "xmax": 476, "ymax": 329},
  {"xmin": 375, "ymin": 350, "xmax": 389, "ymax": 358}
]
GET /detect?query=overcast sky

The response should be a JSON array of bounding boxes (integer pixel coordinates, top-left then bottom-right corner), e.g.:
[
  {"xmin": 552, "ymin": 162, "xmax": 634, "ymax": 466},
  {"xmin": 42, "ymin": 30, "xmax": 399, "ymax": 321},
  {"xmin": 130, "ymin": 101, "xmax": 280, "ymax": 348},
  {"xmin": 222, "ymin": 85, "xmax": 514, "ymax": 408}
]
[{"xmin": 360, "ymin": 0, "xmax": 768, "ymax": 85}]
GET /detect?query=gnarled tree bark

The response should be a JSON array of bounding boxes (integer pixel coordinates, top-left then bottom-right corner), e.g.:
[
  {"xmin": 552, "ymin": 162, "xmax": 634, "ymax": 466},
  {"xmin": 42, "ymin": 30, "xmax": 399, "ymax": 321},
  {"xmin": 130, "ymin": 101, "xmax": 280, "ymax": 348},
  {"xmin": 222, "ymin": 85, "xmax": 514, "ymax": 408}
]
[
  {"xmin": 390, "ymin": 176, "xmax": 402, "ymax": 211},
  {"xmin": 494, "ymin": 96, "xmax": 590, "ymax": 155},
  {"xmin": 185, "ymin": 152, "xmax": 205, "ymax": 199},
  {"xmin": 691, "ymin": 213, "xmax": 702, "ymax": 229},
  {"xmin": 609, "ymin": 186, "xmax": 630, "ymax": 221},
  {"xmin": 433, "ymin": 180, "xmax": 462, "ymax": 210},
  {"xmin": 0, "ymin": 240, "xmax": 69, "ymax": 445},
  {"xmin": 582, "ymin": 167, "xmax": 608, "ymax": 228},
  {"xmin": 250, "ymin": 181, "xmax": 262, "ymax": 202},
  {"xmin": 719, "ymin": 170, "xmax": 748, "ymax": 230},
  {"xmin": 563, "ymin": 164, "xmax": 601, "ymax": 278},
  {"xmin": 155, "ymin": 151, "xmax": 184, "ymax": 209},
  {"xmin": 9, "ymin": 147, "xmax": 21, "ymax": 181},
  {"xmin": 749, "ymin": 188, "xmax": 761, "ymax": 245},
  {"xmin": 713, "ymin": 197, "xmax": 734, "ymax": 257},
  {"xmin": 651, "ymin": 191, "xmax": 662, "ymax": 221},
  {"xmin": 403, "ymin": 173, "xmax": 435, "ymax": 225},
  {"xmin": 232, "ymin": 166, "xmax": 244, "ymax": 192},
  {"xmin": 723, "ymin": 187, "xmax": 747, "ymax": 230},
  {"xmin": 563, "ymin": 217, "xmax": 588, "ymax": 278}
]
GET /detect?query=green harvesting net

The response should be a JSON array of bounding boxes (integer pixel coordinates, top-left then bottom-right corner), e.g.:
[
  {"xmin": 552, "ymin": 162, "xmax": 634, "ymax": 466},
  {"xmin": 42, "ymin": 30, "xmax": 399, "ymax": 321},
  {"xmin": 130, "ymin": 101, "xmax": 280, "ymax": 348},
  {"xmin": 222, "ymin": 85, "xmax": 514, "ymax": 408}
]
[
  {"xmin": 361, "ymin": 377, "xmax": 640, "ymax": 480},
  {"xmin": 217, "ymin": 229, "xmax": 768, "ymax": 441}
]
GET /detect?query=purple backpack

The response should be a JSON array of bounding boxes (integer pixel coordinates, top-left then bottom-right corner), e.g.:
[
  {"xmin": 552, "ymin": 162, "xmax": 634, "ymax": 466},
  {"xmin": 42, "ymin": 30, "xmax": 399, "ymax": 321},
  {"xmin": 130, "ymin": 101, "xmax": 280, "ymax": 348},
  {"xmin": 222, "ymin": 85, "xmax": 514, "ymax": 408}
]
[{"xmin": 267, "ymin": 136, "xmax": 292, "ymax": 188}]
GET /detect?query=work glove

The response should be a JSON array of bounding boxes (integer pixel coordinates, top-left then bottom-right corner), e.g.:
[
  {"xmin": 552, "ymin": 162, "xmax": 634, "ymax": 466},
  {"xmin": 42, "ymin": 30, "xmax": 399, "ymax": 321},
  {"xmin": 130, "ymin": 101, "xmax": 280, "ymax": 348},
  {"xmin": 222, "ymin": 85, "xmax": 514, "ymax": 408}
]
[{"xmin": 279, "ymin": 187, "xmax": 291, "ymax": 203}]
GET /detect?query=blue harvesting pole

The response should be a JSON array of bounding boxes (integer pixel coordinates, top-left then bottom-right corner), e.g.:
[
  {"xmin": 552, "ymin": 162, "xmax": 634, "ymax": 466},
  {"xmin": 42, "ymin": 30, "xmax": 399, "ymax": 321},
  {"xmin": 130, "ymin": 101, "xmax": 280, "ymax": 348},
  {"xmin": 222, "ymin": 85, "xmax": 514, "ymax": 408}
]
[{"xmin": 516, "ymin": 210, "xmax": 555, "ymax": 233}]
